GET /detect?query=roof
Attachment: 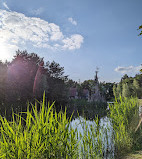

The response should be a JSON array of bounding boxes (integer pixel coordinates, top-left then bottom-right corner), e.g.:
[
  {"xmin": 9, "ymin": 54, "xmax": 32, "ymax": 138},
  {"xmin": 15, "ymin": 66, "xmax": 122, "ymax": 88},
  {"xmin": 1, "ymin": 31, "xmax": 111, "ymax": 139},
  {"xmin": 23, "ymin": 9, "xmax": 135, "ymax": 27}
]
[{"xmin": 69, "ymin": 88, "xmax": 78, "ymax": 97}]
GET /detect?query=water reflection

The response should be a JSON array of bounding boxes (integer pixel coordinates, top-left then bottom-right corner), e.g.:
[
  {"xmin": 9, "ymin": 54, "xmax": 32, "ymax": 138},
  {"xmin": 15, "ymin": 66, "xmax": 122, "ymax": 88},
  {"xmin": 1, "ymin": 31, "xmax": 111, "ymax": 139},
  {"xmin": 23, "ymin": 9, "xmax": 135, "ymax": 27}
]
[{"xmin": 70, "ymin": 116, "xmax": 114, "ymax": 159}]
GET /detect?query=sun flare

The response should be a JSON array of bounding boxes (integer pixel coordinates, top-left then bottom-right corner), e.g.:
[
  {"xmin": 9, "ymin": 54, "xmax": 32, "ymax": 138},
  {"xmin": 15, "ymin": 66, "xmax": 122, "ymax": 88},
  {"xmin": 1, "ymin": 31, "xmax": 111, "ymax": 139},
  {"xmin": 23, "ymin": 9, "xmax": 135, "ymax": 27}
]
[
  {"xmin": 0, "ymin": 43, "xmax": 16, "ymax": 62},
  {"xmin": 0, "ymin": 44, "xmax": 10, "ymax": 61}
]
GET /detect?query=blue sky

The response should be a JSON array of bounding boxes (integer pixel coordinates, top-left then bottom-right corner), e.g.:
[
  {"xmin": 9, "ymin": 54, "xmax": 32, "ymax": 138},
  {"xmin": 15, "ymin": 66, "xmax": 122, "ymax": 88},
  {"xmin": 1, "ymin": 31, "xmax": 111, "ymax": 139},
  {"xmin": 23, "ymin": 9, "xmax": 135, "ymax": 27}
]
[{"xmin": 0, "ymin": 0, "xmax": 142, "ymax": 83}]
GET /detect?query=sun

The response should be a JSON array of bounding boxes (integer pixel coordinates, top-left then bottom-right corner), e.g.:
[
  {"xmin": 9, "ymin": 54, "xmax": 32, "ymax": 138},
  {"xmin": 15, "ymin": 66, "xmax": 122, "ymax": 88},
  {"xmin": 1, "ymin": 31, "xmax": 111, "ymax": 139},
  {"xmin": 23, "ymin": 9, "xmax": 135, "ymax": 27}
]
[{"xmin": 0, "ymin": 43, "xmax": 11, "ymax": 62}]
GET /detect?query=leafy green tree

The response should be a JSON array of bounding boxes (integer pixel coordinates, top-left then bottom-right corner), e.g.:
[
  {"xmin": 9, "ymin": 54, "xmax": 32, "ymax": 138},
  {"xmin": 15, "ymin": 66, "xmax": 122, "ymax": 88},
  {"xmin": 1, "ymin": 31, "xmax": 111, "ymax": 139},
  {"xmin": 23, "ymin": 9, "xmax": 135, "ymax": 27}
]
[
  {"xmin": 45, "ymin": 61, "xmax": 68, "ymax": 107},
  {"xmin": 5, "ymin": 50, "xmax": 68, "ymax": 112},
  {"xmin": 133, "ymin": 79, "xmax": 141, "ymax": 97},
  {"xmin": 66, "ymin": 79, "xmax": 78, "ymax": 88},
  {"xmin": 122, "ymin": 83, "xmax": 131, "ymax": 98},
  {"xmin": 121, "ymin": 74, "xmax": 129, "ymax": 82},
  {"xmin": 133, "ymin": 79, "xmax": 140, "ymax": 90},
  {"xmin": 81, "ymin": 80, "xmax": 94, "ymax": 97},
  {"xmin": 46, "ymin": 61, "xmax": 66, "ymax": 79},
  {"xmin": 100, "ymin": 82, "xmax": 114, "ymax": 101},
  {"xmin": 6, "ymin": 50, "xmax": 43, "ymax": 103}
]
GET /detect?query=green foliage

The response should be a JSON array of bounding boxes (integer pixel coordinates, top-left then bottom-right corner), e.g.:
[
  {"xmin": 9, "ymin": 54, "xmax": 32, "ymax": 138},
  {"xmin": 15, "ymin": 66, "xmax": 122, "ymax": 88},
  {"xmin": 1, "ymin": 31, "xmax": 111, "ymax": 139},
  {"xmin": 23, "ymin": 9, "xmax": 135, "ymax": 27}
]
[
  {"xmin": 122, "ymin": 83, "xmax": 131, "ymax": 98},
  {"xmin": 109, "ymin": 97, "xmax": 142, "ymax": 157},
  {"xmin": 81, "ymin": 80, "xmax": 114, "ymax": 101},
  {"xmin": 133, "ymin": 79, "xmax": 141, "ymax": 97},
  {"xmin": 66, "ymin": 79, "xmax": 78, "ymax": 88},
  {"xmin": 0, "ymin": 50, "xmax": 68, "ymax": 115},
  {"xmin": 99, "ymin": 82, "xmax": 114, "ymax": 101},
  {"xmin": 68, "ymin": 99, "xmax": 107, "ymax": 119},
  {"xmin": 0, "ymin": 95, "xmax": 103, "ymax": 159},
  {"xmin": 116, "ymin": 83, "xmax": 122, "ymax": 97},
  {"xmin": 113, "ymin": 84, "xmax": 117, "ymax": 98},
  {"xmin": 81, "ymin": 80, "xmax": 94, "ymax": 96},
  {"xmin": 114, "ymin": 74, "xmax": 142, "ymax": 98}
]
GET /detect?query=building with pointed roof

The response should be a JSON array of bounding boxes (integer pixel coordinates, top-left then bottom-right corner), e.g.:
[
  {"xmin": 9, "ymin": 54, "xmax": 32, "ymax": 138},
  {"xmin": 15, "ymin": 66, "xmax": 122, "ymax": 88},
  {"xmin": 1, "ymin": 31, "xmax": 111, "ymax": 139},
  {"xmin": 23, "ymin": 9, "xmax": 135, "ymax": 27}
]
[{"xmin": 89, "ymin": 70, "xmax": 105, "ymax": 102}]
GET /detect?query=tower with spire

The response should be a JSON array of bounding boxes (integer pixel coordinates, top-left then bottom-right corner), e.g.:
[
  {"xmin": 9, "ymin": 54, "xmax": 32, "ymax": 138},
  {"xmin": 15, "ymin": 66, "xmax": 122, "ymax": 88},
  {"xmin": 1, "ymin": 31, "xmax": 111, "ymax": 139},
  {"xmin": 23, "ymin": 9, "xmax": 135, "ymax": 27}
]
[
  {"xmin": 90, "ymin": 67, "xmax": 105, "ymax": 102},
  {"xmin": 94, "ymin": 67, "xmax": 99, "ymax": 84}
]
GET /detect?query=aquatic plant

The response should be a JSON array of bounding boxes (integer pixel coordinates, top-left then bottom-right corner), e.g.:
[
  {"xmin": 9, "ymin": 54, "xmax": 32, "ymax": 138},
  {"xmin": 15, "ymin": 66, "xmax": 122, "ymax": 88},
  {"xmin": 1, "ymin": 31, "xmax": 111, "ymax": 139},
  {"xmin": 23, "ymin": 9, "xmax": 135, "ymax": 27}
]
[{"xmin": 0, "ymin": 93, "xmax": 103, "ymax": 159}]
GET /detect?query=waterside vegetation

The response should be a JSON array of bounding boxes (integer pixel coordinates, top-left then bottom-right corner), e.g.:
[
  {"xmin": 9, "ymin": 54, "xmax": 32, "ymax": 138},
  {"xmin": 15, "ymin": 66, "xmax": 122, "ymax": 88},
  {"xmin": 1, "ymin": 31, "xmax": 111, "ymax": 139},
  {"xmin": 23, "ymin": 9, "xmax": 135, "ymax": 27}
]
[
  {"xmin": 109, "ymin": 97, "xmax": 142, "ymax": 158},
  {"xmin": 0, "ymin": 94, "xmax": 141, "ymax": 158},
  {"xmin": 0, "ymin": 94, "xmax": 103, "ymax": 159}
]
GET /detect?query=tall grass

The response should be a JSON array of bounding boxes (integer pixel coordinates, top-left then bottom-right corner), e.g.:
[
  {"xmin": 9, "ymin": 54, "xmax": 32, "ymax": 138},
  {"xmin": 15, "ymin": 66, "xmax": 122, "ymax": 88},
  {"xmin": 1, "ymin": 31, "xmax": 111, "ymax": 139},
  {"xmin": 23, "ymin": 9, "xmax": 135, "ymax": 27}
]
[
  {"xmin": 0, "ymin": 93, "xmax": 103, "ymax": 159},
  {"xmin": 109, "ymin": 96, "xmax": 141, "ymax": 157},
  {"xmin": 71, "ymin": 116, "xmax": 103, "ymax": 159}
]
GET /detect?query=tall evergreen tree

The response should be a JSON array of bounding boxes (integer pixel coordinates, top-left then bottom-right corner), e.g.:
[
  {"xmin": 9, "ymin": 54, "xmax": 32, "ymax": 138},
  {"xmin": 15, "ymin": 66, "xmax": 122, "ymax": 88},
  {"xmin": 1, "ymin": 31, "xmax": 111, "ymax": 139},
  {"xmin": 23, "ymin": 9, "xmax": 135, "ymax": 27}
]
[
  {"xmin": 122, "ymin": 83, "xmax": 130, "ymax": 98},
  {"xmin": 133, "ymin": 79, "xmax": 141, "ymax": 97}
]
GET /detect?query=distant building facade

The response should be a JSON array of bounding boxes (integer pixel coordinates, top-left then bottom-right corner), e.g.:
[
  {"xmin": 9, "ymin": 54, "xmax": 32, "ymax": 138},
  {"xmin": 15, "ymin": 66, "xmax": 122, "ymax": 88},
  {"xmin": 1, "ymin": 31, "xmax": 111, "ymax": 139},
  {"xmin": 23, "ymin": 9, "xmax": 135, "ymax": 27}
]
[
  {"xmin": 69, "ymin": 88, "xmax": 89, "ymax": 100},
  {"xmin": 69, "ymin": 88, "xmax": 78, "ymax": 99},
  {"xmin": 69, "ymin": 70, "xmax": 105, "ymax": 102}
]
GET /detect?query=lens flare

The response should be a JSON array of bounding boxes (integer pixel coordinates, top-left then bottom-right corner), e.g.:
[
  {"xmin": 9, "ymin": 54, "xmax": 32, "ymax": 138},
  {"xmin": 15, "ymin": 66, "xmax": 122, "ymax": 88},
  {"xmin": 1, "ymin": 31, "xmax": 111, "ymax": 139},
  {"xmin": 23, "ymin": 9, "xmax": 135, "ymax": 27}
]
[{"xmin": 0, "ymin": 43, "xmax": 10, "ymax": 61}]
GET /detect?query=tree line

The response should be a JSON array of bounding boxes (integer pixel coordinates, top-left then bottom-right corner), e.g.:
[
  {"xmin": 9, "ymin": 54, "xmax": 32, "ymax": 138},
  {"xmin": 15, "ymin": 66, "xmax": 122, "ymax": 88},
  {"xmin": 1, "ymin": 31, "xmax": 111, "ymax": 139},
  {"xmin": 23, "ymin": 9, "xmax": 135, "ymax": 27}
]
[
  {"xmin": 67, "ymin": 79, "xmax": 114, "ymax": 101},
  {"xmin": 0, "ymin": 50, "xmax": 141, "ymax": 118},
  {"xmin": 0, "ymin": 50, "xmax": 69, "ymax": 116},
  {"xmin": 0, "ymin": 50, "xmax": 116, "ymax": 117},
  {"xmin": 113, "ymin": 73, "xmax": 142, "ymax": 99}
]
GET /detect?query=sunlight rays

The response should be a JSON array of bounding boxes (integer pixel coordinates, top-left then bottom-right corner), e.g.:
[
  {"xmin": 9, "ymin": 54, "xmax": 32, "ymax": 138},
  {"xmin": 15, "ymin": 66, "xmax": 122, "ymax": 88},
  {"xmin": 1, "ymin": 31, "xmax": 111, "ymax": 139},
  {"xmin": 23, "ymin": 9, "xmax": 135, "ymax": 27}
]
[
  {"xmin": 0, "ymin": 43, "xmax": 10, "ymax": 61},
  {"xmin": 0, "ymin": 42, "xmax": 18, "ymax": 62}
]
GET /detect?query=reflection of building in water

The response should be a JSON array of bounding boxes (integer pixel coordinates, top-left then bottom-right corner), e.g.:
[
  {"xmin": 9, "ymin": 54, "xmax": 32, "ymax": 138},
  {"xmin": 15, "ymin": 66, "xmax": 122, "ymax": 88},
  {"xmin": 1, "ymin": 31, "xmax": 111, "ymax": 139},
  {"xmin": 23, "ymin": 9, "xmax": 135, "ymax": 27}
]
[{"xmin": 89, "ymin": 69, "xmax": 105, "ymax": 102}]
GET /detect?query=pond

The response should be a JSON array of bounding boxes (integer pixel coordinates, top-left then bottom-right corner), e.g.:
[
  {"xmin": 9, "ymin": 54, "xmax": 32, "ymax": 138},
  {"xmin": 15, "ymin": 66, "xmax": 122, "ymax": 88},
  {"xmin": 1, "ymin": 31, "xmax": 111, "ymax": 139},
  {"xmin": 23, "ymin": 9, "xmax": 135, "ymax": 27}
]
[{"xmin": 70, "ymin": 116, "xmax": 115, "ymax": 159}]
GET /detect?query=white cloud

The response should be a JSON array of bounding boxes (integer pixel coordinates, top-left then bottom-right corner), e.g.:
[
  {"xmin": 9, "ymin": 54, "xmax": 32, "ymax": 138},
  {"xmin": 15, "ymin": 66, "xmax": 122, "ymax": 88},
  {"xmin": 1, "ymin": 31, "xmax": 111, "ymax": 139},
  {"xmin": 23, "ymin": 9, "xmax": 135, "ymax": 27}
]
[
  {"xmin": 0, "ymin": 9, "xmax": 84, "ymax": 56},
  {"xmin": 115, "ymin": 65, "xmax": 142, "ymax": 74},
  {"xmin": 62, "ymin": 34, "xmax": 84, "ymax": 50},
  {"xmin": 68, "ymin": 17, "xmax": 77, "ymax": 26},
  {"xmin": 30, "ymin": 8, "xmax": 44, "ymax": 15},
  {"xmin": 2, "ymin": 2, "xmax": 10, "ymax": 11}
]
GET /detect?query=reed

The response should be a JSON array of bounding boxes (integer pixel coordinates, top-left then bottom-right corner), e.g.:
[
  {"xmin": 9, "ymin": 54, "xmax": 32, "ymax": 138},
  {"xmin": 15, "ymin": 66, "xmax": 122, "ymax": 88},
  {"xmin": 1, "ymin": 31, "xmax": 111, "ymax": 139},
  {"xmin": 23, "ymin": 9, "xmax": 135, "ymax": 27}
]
[
  {"xmin": 0, "ymin": 93, "xmax": 103, "ymax": 159},
  {"xmin": 109, "ymin": 96, "xmax": 141, "ymax": 157}
]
